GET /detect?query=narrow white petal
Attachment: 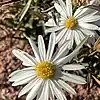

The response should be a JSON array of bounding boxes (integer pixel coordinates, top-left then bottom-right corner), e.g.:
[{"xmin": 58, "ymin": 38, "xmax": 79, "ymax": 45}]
[
  {"xmin": 39, "ymin": 80, "xmax": 49, "ymax": 100},
  {"xmin": 55, "ymin": 37, "xmax": 88, "ymax": 65},
  {"xmin": 74, "ymin": 7, "xmax": 94, "ymax": 19},
  {"xmin": 56, "ymin": 28, "xmax": 67, "ymax": 43},
  {"xmin": 59, "ymin": 29, "xmax": 73, "ymax": 47},
  {"xmin": 73, "ymin": 30, "xmax": 81, "ymax": 45},
  {"xmin": 59, "ymin": 37, "xmax": 74, "ymax": 49},
  {"xmin": 22, "ymin": 67, "xmax": 35, "ymax": 71},
  {"xmin": 9, "ymin": 70, "xmax": 35, "ymax": 82},
  {"xmin": 79, "ymin": 27, "xmax": 96, "ymax": 36},
  {"xmin": 74, "ymin": 29, "xmax": 85, "ymax": 41},
  {"xmin": 36, "ymin": 81, "xmax": 45, "ymax": 100},
  {"xmin": 45, "ymin": 26, "xmax": 64, "ymax": 33},
  {"xmin": 9, "ymin": 70, "xmax": 20, "ymax": 77},
  {"xmin": 58, "ymin": 0, "xmax": 67, "ymax": 15},
  {"xmin": 62, "ymin": 64, "xmax": 85, "ymax": 70},
  {"xmin": 46, "ymin": 33, "xmax": 56, "ymax": 60},
  {"xmin": 44, "ymin": 81, "xmax": 49, "ymax": 100},
  {"xmin": 26, "ymin": 79, "xmax": 43, "ymax": 100},
  {"xmin": 64, "ymin": 30, "xmax": 74, "ymax": 49},
  {"xmin": 49, "ymin": 82, "xmax": 55, "ymax": 100},
  {"xmin": 58, "ymin": 79, "xmax": 76, "ymax": 95},
  {"xmin": 53, "ymin": 41, "xmax": 69, "ymax": 62},
  {"xmin": 12, "ymin": 49, "xmax": 35, "ymax": 66},
  {"xmin": 20, "ymin": 50, "xmax": 38, "ymax": 64},
  {"xmin": 61, "ymin": 72, "xmax": 86, "ymax": 84},
  {"xmin": 18, "ymin": 77, "xmax": 39, "ymax": 97},
  {"xmin": 59, "ymin": 16, "xmax": 66, "ymax": 23},
  {"xmin": 74, "ymin": 6, "xmax": 85, "ymax": 17},
  {"xmin": 11, "ymin": 72, "xmax": 35, "ymax": 82},
  {"xmin": 38, "ymin": 35, "xmax": 46, "ymax": 61},
  {"xmin": 50, "ymin": 80, "xmax": 67, "ymax": 100},
  {"xmin": 54, "ymin": 3, "xmax": 67, "ymax": 18},
  {"xmin": 9, "ymin": 67, "xmax": 34, "ymax": 77},
  {"xmin": 28, "ymin": 38, "xmax": 40, "ymax": 62},
  {"xmin": 66, "ymin": 0, "xmax": 72, "ymax": 16},
  {"xmin": 78, "ymin": 22, "xmax": 99, "ymax": 30},
  {"xmin": 12, "ymin": 75, "xmax": 36, "ymax": 86},
  {"xmin": 78, "ymin": 15, "xmax": 100, "ymax": 23},
  {"xmin": 45, "ymin": 18, "xmax": 56, "ymax": 27}
]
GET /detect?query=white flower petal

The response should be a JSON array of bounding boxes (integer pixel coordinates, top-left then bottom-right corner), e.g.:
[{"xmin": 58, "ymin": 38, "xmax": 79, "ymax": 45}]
[
  {"xmin": 79, "ymin": 27, "xmax": 96, "ymax": 36},
  {"xmin": 62, "ymin": 64, "xmax": 85, "ymax": 70},
  {"xmin": 45, "ymin": 26, "xmax": 64, "ymax": 34},
  {"xmin": 59, "ymin": 29, "xmax": 71, "ymax": 45},
  {"xmin": 18, "ymin": 77, "xmax": 39, "ymax": 97},
  {"xmin": 59, "ymin": 16, "xmax": 66, "ymax": 25},
  {"xmin": 61, "ymin": 72, "xmax": 86, "ymax": 84},
  {"xmin": 55, "ymin": 37, "xmax": 88, "ymax": 65},
  {"xmin": 73, "ymin": 30, "xmax": 81, "ymax": 45},
  {"xmin": 21, "ymin": 51, "xmax": 38, "ymax": 64},
  {"xmin": 74, "ymin": 7, "xmax": 94, "ymax": 19},
  {"xmin": 44, "ymin": 81, "xmax": 49, "ymax": 100},
  {"xmin": 12, "ymin": 75, "xmax": 35, "ymax": 86},
  {"xmin": 12, "ymin": 49, "xmax": 35, "ymax": 66},
  {"xmin": 74, "ymin": 29, "xmax": 85, "ymax": 40},
  {"xmin": 9, "ymin": 69, "xmax": 35, "ymax": 82},
  {"xmin": 78, "ymin": 22, "xmax": 99, "ymax": 30},
  {"xmin": 66, "ymin": 0, "xmax": 72, "ymax": 16},
  {"xmin": 39, "ymin": 80, "xmax": 49, "ymax": 100},
  {"xmin": 56, "ymin": 28, "xmax": 67, "ymax": 43},
  {"xmin": 74, "ymin": 6, "xmax": 84, "ymax": 17},
  {"xmin": 45, "ymin": 18, "xmax": 56, "ymax": 27},
  {"xmin": 58, "ymin": 0, "xmax": 67, "ymax": 15},
  {"xmin": 9, "ymin": 67, "xmax": 34, "ymax": 77},
  {"xmin": 36, "ymin": 81, "xmax": 45, "ymax": 100},
  {"xmin": 50, "ymin": 80, "xmax": 67, "ymax": 100},
  {"xmin": 54, "ymin": 3, "xmax": 67, "ymax": 18},
  {"xmin": 38, "ymin": 35, "xmax": 46, "ymax": 61},
  {"xmin": 53, "ymin": 41, "xmax": 69, "ymax": 62},
  {"xmin": 21, "ymin": 67, "xmax": 35, "ymax": 70},
  {"xmin": 59, "ymin": 37, "xmax": 74, "ymax": 49},
  {"xmin": 28, "ymin": 38, "xmax": 40, "ymax": 62},
  {"xmin": 46, "ymin": 33, "xmax": 56, "ymax": 60},
  {"xmin": 26, "ymin": 79, "xmax": 43, "ymax": 100},
  {"xmin": 49, "ymin": 81, "xmax": 55, "ymax": 100},
  {"xmin": 78, "ymin": 15, "xmax": 100, "ymax": 23},
  {"xmin": 58, "ymin": 79, "xmax": 76, "ymax": 95},
  {"xmin": 9, "ymin": 70, "xmax": 20, "ymax": 77}
]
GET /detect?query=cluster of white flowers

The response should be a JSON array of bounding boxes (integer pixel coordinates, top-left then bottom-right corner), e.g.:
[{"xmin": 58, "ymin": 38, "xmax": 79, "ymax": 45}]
[{"xmin": 9, "ymin": 0, "xmax": 100, "ymax": 100}]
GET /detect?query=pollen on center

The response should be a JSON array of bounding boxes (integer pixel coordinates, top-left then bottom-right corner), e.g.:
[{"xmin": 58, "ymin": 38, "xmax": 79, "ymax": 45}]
[
  {"xmin": 36, "ymin": 61, "xmax": 56, "ymax": 79},
  {"xmin": 65, "ymin": 17, "xmax": 78, "ymax": 29}
]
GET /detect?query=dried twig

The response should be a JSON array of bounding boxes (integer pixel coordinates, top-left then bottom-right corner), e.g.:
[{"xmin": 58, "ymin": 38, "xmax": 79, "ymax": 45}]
[{"xmin": 0, "ymin": 0, "xmax": 19, "ymax": 5}]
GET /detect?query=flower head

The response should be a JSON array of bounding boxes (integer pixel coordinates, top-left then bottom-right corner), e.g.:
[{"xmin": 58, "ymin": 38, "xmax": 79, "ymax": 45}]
[
  {"xmin": 9, "ymin": 33, "xmax": 87, "ymax": 100},
  {"xmin": 45, "ymin": 0, "xmax": 100, "ymax": 49}
]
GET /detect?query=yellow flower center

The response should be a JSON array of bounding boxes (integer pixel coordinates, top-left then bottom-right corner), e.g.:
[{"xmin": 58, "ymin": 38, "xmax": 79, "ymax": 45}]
[
  {"xmin": 36, "ymin": 61, "xmax": 56, "ymax": 79},
  {"xmin": 65, "ymin": 17, "xmax": 78, "ymax": 29}
]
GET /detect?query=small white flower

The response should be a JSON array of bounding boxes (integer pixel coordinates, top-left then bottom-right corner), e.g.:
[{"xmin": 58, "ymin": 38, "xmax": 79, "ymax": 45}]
[
  {"xmin": 45, "ymin": 0, "xmax": 100, "ymax": 49},
  {"xmin": 9, "ymin": 33, "xmax": 87, "ymax": 100}
]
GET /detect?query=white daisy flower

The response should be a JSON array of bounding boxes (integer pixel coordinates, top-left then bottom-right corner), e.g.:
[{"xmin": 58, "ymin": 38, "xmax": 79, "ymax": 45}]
[
  {"xmin": 45, "ymin": 0, "xmax": 100, "ymax": 49},
  {"xmin": 9, "ymin": 33, "xmax": 87, "ymax": 100}
]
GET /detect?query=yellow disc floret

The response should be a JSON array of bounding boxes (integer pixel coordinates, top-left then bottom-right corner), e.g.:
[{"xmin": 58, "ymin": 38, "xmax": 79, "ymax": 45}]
[
  {"xmin": 36, "ymin": 61, "xmax": 56, "ymax": 79},
  {"xmin": 65, "ymin": 17, "xmax": 78, "ymax": 29}
]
